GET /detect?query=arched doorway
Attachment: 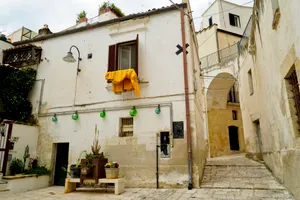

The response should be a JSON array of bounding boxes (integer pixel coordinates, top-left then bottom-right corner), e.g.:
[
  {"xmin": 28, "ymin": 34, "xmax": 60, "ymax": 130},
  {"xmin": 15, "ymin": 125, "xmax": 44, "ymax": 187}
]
[{"xmin": 205, "ymin": 72, "xmax": 245, "ymax": 157}]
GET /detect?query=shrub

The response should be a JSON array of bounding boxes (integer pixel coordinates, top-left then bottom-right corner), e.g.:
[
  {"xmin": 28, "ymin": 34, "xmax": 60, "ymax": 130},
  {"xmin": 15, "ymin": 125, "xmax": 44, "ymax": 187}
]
[
  {"xmin": 9, "ymin": 158, "xmax": 24, "ymax": 175},
  {"xmin": 24, "ymin": 166, "xmax": 51, "ymax": 176}
]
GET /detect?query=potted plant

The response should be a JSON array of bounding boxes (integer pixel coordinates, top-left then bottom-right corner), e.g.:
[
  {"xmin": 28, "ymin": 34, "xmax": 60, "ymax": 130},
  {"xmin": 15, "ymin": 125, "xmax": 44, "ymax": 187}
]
[
  {"xmin": 69, "ymin": 150, "xmax": 86, "ymax": 178},
  {"xmin": 105, "ymin": 162, "xmax": 119, "ymax": 179},
  {"xmin": 80, "ymin": 125, "xmax": 108, "ymax": 183},
  {"xmin": 99, "ymin": 2, "xmax": 125, "ymax": 17},
  {"xmin": 77, "ymin": 10, "xmax": 88, "ymax": 23}
]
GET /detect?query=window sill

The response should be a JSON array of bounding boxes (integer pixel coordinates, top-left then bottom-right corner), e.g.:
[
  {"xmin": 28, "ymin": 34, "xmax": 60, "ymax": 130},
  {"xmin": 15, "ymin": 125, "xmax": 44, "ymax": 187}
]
[
  {"xmin": 272, "ymin": 9, "xmax": 281, "ymax": 30},
  {"xmin": 105, "ymin": 79, "xmax": 149, "ymax": 91},
  {"xmin": 227, "ymin": 102, "xmax": 240, "ymax": 106}
]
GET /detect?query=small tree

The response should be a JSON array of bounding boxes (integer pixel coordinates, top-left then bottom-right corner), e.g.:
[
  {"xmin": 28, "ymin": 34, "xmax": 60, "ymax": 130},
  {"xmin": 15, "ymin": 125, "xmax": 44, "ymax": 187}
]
[{"xmin": 99, "ymin": 2, "xmax": 125, "ymax": 17}]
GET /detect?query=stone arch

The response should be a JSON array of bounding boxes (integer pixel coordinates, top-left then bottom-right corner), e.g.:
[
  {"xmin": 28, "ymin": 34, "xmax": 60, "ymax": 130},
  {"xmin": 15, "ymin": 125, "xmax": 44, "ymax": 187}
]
[{"xmin": 205, "ymin": 72, "xmax": 245, "ymax": 158}]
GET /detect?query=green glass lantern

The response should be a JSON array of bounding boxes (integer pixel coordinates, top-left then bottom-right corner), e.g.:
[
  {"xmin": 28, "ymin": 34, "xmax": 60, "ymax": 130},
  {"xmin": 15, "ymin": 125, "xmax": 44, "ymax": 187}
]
[
  {"xmin": 130, "ymin": 106, "xmax": 137, "ymax": 117},
  {"xmin": 155, "ymin": 105, "xmax": 161, "ymax": 114},
  {"xmin": 72, "ymin": 111, "xmax": 79, "ymax": 120},
  {"xmin": 52, "ymin": 114, "xmax": 58, "ymax": 122},
  {"xmin": 100, "ymin": 109, "xmax": 106, "ymax": 118}
]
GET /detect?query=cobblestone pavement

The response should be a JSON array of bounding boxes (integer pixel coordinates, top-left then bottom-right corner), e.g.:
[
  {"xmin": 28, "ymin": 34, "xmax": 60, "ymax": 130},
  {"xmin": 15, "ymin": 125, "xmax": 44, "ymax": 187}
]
[{"xmin": 0, "ymin": 154, "xmax": 294, "ymax": 200}]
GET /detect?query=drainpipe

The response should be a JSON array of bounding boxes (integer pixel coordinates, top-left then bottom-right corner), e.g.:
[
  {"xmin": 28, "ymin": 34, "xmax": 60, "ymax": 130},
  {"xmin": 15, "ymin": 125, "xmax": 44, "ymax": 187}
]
[{"xmin": 180, "ymin": 9, "xmax": 193, "ymax": 190}]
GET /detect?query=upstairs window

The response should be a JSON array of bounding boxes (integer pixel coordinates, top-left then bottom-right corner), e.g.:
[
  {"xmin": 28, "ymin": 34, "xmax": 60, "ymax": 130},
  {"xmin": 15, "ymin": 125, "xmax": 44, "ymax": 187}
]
[
  {"xmin": 227, "ymin": 85, "xmax": 239, "ymax": 103},
  {"xmin": 108, "ymin": 34, "xmax": 139, "ymax": 75},
  {"xmin": 229, "ymin": 13, "xmax": 241, "ymax": 27},
  {"xmin": 208, "ymin": 17, "xmax": 213, "ymax": 26}
]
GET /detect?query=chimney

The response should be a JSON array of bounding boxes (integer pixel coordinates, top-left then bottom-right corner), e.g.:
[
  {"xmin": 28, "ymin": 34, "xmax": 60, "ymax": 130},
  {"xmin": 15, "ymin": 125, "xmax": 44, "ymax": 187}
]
[
  {"xmin": 98, "ymin": 7, "xmax": 119, "ymax": 23},
  {"xmin": 38, "ymin": 24, "xmax": 52, "ymax": 36}
]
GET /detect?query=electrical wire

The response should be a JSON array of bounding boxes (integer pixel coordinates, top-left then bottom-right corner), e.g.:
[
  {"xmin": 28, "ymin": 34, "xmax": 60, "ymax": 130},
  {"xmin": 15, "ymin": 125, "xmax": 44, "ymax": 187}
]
[{"xmin": 193, "ymin": 0, "xmax": 253, "ymax": 20}]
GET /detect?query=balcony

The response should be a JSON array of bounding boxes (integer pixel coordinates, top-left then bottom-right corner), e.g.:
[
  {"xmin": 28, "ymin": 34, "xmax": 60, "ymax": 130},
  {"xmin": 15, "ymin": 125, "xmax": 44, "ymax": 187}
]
[{"xmin": 200, "ymin": 43, "xmax": 239, "ymax": 70}]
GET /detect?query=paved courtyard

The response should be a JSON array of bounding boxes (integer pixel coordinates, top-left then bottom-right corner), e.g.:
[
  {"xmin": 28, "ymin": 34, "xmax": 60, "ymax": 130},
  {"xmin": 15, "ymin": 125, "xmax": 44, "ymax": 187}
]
[{"xmin": 0, "ymin": 154, "xmax": 295, "ymax": 200}]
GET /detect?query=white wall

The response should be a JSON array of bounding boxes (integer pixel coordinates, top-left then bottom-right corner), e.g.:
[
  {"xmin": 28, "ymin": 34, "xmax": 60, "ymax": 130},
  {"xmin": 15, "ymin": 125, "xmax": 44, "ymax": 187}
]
[
  {"xmin": 26, "ymin": 8, "xmax": 205, "ymax": 187},
  {"xmin": 6, "ymin": 175, "xmax": 49, "ymax": 193},
  {"xmin": 201, "ymin": 1, "xmax": 220, "ymax": 29},
  {"xmin": 219, "ymin": 1, "xmax": 252, "ymax": 35},
  {"xmin": 197, "ymin": 25, "xmax": 218, "ymax": 59},
  {"xmin": 0, "ymin": 40, "xmax": 13, "ymax": 64},
  {"xmin": 201, "ymin": 0, "xmax": 252, "ymax": 35},
  {"xmin": 238, "ymin": 0, "xmax": 300, "ymax": 198}
]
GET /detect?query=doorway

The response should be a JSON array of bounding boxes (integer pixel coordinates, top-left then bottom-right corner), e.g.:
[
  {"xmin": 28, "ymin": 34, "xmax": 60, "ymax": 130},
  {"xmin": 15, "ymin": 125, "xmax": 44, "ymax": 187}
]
[
  {"xmin": 228, "ymin": 126, "xmax": 239, "ymax": 151},
  {"xmin": 54, "ymin": 143, "xmax": 69, "ymax": 186},
  {"xmin": 254, "ymin": 120, "xmax": 262, "ymax": 154}
]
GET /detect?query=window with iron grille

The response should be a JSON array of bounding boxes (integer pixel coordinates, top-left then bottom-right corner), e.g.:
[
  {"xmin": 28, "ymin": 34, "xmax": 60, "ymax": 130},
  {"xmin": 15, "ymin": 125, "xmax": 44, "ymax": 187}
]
[
  {"xmin": 287, "ymin": 69, "xmax": 300, "ymax": 129},
  {"xmin": 119, "ymin": 117, "xmax": 133, "ymax": 137}
]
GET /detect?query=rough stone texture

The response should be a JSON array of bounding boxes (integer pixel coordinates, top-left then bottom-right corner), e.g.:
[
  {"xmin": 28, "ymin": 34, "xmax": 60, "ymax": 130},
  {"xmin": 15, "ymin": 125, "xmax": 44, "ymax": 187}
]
[
  {"xmin": 0, "ymin": 154, "xmax": 294, "ymax": 200},
  {"xmin": 208, "ymin": 104, "xmax": 245, "ymax": 158}
]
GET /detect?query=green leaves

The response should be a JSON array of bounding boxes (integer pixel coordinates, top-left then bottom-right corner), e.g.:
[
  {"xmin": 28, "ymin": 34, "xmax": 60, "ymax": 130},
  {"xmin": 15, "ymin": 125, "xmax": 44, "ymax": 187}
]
[{"xmin": 0, "ymin": 67, "xmax": 37, "ymax": 123}]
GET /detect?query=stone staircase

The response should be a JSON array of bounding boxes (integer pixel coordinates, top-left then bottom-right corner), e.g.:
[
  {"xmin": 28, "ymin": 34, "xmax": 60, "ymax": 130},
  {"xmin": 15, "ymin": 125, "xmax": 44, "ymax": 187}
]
[{"xmin": 200, "ymin": 154, "xmax": 294, "ymax": 199}]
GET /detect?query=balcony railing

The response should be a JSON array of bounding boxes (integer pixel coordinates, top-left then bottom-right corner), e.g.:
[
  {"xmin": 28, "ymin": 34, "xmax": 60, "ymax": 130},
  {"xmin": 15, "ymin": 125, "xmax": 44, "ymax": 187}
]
[{"xmin": 200, "ymin": 43, "xmax": 239, "ymax": 69}]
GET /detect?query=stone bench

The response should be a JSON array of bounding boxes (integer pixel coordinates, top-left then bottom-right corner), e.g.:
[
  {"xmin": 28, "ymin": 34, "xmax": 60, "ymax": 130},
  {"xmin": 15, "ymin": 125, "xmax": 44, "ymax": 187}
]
[{"xmin": 64, "ymin": 178, "xmax": 125, "ymax": 195}]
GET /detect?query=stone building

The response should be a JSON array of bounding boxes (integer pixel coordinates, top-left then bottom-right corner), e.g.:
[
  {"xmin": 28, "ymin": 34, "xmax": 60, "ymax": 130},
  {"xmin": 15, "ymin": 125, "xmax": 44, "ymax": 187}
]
[
  {"xmin": 7, "ymin": 3, "xmax": 206, "ymax": 189},
  {"xmin": 238, "ymin": 0, "xmax": 300, "ymax": 198},
  {"xmin": 197, "ymin": 0, "xmax": 252, "ymax": 157}
]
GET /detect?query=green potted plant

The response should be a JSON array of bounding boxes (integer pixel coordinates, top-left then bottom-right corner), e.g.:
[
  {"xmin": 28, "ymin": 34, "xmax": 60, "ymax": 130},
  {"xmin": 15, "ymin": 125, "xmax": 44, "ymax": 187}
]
[
  {"xmin": 104, "ymin": 162, "xmax": 119, "ymax": 179},
  {"xmin": 80, "ymin": 159, "xmax": 94, "ymax": 176},
  {"xmin": 9, "ymin": 158, "xmax": 24, "ymax": 175},
  {"xmin": 80, "ymin": 125, "xmax": 108, "ymax": 182},
  {"xmin": 69, "ymin": 150, "xmax": 86, "ymax": 178},
  {"xmin": 99, "ymin": 2, "xmax": 125, "ymax": 17},
  {"xmin": 77, "ymin": 10, "xmax": 88, "ymax": 23}
]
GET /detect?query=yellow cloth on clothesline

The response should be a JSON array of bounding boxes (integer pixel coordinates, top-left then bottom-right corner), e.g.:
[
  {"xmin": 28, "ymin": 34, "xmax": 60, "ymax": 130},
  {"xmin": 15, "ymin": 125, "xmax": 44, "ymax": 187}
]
[{"xmin": 105, "ymin": 69, "xmax": 140, "ymax": 98}]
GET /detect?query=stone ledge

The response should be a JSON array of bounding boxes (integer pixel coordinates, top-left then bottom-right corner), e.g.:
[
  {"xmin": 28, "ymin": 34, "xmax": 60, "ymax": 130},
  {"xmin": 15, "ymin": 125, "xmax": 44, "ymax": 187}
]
[{"xmin": 3, "ymin": 174, "xmax": 49, "ymax": 180}]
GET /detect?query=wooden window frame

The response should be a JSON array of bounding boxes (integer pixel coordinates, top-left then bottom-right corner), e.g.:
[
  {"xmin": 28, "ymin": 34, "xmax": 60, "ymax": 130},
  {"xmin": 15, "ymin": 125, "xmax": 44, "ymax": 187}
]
[
  {"xmin": 119, "ymin": 117, "xmax": 133, "ymax": 137},
  {"xmin": 107, "ymin": 34, "xmax": 139, "ymax": 75}
]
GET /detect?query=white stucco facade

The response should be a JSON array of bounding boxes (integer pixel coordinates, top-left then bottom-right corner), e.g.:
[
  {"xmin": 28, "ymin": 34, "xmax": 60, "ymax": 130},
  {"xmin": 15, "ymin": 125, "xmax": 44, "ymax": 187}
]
[
  {"xmin": 238, "ymin": 0, "xmax": 300, "ymax": 199},
  {"xmin": 9, "ymin": 5, "xmax": 206, "ymax": 188},
  {"xmin": 201, "ymin": 0, "xmax": 252, "ymax": 35}
]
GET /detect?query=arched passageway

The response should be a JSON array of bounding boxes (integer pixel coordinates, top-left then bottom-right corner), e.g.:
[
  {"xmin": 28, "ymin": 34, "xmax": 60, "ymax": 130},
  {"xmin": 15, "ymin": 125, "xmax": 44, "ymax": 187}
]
[{"xmin": 205, "ymin": 72, "xmax": 245, "ymax": 157}]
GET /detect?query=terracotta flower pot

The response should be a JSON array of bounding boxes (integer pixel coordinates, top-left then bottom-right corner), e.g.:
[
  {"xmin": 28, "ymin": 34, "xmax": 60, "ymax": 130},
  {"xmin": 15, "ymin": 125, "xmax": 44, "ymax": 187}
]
[{"xmin": 78, "ymin": 17, "xmax": 88, "ymax": 23}]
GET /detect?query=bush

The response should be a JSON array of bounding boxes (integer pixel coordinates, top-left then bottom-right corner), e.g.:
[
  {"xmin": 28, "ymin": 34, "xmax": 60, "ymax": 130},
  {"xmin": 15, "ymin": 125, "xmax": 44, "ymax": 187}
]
[
  {"xmin": 24, "ymin": 166, "xmax": 51, "ymax": 176},
  {"xmin": 9, "ymin": 158, "xmax": 24, "ymax": 175}
]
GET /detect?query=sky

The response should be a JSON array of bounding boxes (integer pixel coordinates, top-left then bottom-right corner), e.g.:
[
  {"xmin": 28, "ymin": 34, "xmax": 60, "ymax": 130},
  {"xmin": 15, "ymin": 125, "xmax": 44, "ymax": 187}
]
[{"xmin": 0, "ymin": 0, "xmax": 252, "ymax": 35}]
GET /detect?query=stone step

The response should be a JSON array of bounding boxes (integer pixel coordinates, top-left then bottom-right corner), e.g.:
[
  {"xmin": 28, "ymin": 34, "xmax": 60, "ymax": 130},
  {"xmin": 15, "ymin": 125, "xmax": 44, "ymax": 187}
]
[{"xmin": 0, "ymin": 180, "xmax": 8, "ymax": 192}]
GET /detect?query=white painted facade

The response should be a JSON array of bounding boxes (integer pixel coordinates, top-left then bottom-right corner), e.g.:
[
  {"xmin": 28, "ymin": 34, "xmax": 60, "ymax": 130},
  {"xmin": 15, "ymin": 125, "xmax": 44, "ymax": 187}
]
[
  {"xmin": 5, "ymin": 175, "xmax": 49, "ymax": 193},
  {"xmin": 0, "ymin": 40, "xmax": 13, "ymax": 64},
  {"xmin": 201, "ymin": 0, "xmax": 252, "ymax": 35},
  {"xmin": 11, "ymin": 5, "xmax": 206, "ymax": 188},
  {"xmin": 238, "ymin": 0, "xmax": 300, "ymax": 198}
]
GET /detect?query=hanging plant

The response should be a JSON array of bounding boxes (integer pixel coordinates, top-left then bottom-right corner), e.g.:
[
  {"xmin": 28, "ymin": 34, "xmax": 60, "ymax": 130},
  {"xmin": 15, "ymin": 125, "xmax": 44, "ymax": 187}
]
[{"xmin": 0, "ymin": 67, "xmax": 37, "ymax": 123}]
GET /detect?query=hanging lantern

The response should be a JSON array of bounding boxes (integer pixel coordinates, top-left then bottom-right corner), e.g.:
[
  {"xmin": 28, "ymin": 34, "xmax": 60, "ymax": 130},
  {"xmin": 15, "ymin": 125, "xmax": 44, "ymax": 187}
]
[
  {"xmin": 100, "ymin": 109, "xmax": 106, "ymax": 118},
  {"xmin": 130, "ymin": 106, "xmax": 137, "ymax": 116},
  {"xmin": 72, "ymin": 111, "xmax": 79, "ymax": 120},
  {"xmin": 155, "ymin": 105, "xmax": 161, "ymax": 114},
  {"xmin": 52, "ymin": 114, "xmax": 58, "ymax": 122}
]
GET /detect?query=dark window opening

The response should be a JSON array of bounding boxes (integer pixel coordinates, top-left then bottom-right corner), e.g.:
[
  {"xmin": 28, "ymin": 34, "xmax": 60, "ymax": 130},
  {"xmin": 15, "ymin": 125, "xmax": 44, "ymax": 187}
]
[
  {"xmin": 160, "ymin": 132, "xmax": 170, "ymax": 158},
  {"xmin": 227, "ymin": 85, "xmax": 239, "ymax": 103},
  {"xmin": 108, "ymin": 34, "xmax": 139, "ymax": 75},
  {"xmin": 229, "ymin": 13, "xmax": 241, "ymax": 27},
  {"xmin": 209, "ymin": 17, "xmax": 213, "ymax": 26},
  {"xmin": 228, "ymin": 126, "xmax": 239, "ymax": 151},
  {"xmin": 120, "ymin": 117, "xmax": 133, "ymax": 137},
  {"xmin": 287, "ymin": 69, "xmax": 300, "ymax": 127},
  {"xmin": 248, "ymin": 69, "xmax": 254, "ymax": 95},
  {"xmin": 232, "ymin": 110, "xmax": 237, "ymax": 120}
]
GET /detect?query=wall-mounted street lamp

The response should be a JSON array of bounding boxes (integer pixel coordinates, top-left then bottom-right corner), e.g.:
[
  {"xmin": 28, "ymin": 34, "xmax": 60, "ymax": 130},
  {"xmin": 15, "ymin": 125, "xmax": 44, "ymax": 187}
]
[{"xmin": 62, "ymin": 45, "xmax": 82, "ymax": 75}]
